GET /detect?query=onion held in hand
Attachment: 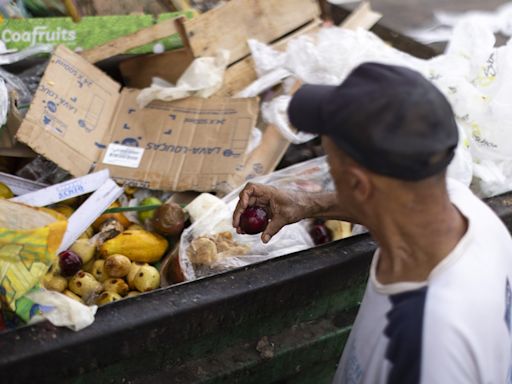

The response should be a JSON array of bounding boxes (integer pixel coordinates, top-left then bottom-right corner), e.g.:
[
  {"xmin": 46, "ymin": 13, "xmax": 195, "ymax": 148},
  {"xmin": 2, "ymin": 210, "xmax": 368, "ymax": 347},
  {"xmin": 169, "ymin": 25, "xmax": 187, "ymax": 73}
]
[{"xmin": 239, "ymin": 206, "xmax": 269, "ymax": 235}]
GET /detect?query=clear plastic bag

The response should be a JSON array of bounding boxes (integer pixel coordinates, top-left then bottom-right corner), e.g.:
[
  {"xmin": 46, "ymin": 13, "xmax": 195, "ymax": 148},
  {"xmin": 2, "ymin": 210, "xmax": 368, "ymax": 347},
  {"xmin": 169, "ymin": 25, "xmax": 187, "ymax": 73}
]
[
  {"xmin": 178, "ymin": 156, "xmax": 333, "ymax": 280},
  {"xmin": 16, "ymin": 156, "xmax": 71, "ymax": 185}
]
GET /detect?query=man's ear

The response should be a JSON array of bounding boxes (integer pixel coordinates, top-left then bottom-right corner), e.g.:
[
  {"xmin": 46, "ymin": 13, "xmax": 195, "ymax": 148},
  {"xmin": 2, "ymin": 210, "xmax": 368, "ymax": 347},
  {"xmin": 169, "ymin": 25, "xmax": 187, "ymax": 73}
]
[{"xmin": 347, "ymin": 167, "xmax": 372, "ymax": 202}]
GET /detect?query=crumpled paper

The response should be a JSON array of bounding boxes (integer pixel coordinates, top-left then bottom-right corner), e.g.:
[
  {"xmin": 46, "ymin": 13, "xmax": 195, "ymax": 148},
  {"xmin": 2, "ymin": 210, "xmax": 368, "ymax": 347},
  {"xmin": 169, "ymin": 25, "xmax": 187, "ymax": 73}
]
[
  {"xmin": 136, "ymin": 50, "xmax": 230, "ymax": 107},
  {"xmin": 26, "ymin": 289, "xmax": 97, "ymax": 332}
]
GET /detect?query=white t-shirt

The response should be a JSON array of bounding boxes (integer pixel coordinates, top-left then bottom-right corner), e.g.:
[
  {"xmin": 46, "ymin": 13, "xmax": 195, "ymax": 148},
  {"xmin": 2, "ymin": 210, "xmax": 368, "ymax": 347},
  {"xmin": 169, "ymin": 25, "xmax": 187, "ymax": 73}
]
[{"xmin": 333, "ymin": 178, "xmax": 512, "ymax": 384}]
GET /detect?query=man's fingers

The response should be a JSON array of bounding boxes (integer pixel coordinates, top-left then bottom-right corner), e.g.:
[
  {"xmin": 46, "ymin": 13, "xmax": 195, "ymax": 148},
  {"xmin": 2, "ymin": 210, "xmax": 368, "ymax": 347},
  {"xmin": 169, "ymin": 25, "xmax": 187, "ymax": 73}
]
[
  {"xmin": 261, "ymin": 217, "xmax": 286, "ymax": 243},
  {"xmin": 233, "ymin": 184, "xmax": 254, "ymax": 227}
]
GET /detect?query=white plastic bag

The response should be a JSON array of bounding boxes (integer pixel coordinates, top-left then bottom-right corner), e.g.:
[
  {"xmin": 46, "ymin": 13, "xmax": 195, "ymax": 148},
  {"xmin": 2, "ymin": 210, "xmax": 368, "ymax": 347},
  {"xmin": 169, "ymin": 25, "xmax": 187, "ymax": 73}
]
[
  {"xmin": 137, "ymin": 50, "xmax": 230, "ymax": 107},
  {"xmin": 179, "ymin": 156, "xmax": 333, "ymax": 280},
  {"xmin": 261, "ymin": 95, "xmax": 317, "ymax": 144},
  {"xmin": 242, "ymin": 21, "xmax": 512, "ymax": 196}
]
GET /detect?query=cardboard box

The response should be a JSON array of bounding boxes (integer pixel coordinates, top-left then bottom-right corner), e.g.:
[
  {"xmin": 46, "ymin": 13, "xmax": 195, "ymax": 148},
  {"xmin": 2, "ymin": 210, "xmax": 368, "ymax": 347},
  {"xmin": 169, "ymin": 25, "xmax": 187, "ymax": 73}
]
[
  {"xmin": 119, "ymin": 48, "xmax": 195, "ymax": 89},
  {"xmin": 0, "ymin": 11, "xmax": 193, "ymax": 55},
  {"xmin": 0, "ymin": 93, "xmax": 35, "ymax": 158},
  {"xmin": 16, "ymin": 45, "xmax": 259, "ymax": 192}
]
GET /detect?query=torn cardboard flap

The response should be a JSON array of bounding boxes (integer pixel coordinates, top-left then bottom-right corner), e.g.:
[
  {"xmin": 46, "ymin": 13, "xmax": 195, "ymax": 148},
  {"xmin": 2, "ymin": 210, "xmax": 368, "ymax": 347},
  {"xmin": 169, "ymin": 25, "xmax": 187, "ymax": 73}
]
[
  {"xmin": 95, "ymin": 89, "xmax": 258, "ymax": 191},
  {"xmin": 16, "ymin": 45, "xmax": 259, "ymax": 192},
  {"xmin": 16, "ymin": 45, "xmax": 120, "ymax": 176}
]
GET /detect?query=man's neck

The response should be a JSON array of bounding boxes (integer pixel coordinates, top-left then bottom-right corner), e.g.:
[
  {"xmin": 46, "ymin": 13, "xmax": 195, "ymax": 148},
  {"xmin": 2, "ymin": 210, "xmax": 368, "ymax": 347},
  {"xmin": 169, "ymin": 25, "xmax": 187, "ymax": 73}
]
[{"xmin": 366, "ymin": 193, "xmax": 468, "ymax": 285}]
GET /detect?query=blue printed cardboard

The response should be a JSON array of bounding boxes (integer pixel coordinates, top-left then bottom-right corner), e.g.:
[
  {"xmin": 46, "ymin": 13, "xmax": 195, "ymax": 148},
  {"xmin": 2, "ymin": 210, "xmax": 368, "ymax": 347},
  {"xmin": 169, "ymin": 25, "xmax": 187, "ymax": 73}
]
[{"xmin": 15, "ymin": 45, "xmax": 259, "ymax": 192}]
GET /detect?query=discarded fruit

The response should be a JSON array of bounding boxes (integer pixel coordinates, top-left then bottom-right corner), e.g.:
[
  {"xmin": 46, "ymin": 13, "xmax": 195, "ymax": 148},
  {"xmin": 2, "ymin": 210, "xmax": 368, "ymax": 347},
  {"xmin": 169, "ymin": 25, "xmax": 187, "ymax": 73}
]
[
  {"xmin": 52, "ymin": 204, "xmax": 74, "ymax": 218},
  {"xmin": 128, "ymin": 223, "xmax": 145, "ymax": 231},
  {"xmin": 152, "ymin": 202, "xmax": 186, "ymax": 236},
  {"xmin": 78, "ymin": 226, "xmax": 94, "ymax": 239},
  {"xmin": 63, "ymin": 289, "xmax": 83, "ymax": 304},
  {"xmin": 310, "ymin": 223, "xmax": 332, "ymax": 245},
  {"xmin": 41, "ymin": 272, "xmax": 68, "ymax": 292},
  {"xmin": 91, "ymin": 260, "xmax": 110, "ymax": 282},
  {"xmin": 138, "ymin": 197, "xmax": 162, "ymax": 222},
  {"xmin": 239, "ymin": 206, "xmax": 269, "ymax": 235},
  {"xmin": 104, "ymin": 254, "xmax": 131, "ymax": 278},
  {"xmin": 70, "ymin": 238, "xmax": 96, "ymax": 264},
  {"xmin": 188, "ymin": 237, "xmax": 218, "ymax": 265},
  {"xmin": 96, "ymin": 291, "xmax": 122, "ymax": 306},
  {"xmin": 127, "ymin": 262, "xmax": 145, "ymax": 289},
  {"xmin": 100, "ymin": 229, "xmax": 168, "ymax": 263},
  {"xmin": 59, "ymin": 250, "xmax": 83, "ymax": 277},
  {"xmin": 133, "ymin": 264, "xmax": 160, "ymax": 292},
  {"xmin": 69, "ymin": 271, "xmax": 103, "ymax": 298},
  {"xmin": 92, "ymin": 201, "xmax": 131, "ymax": 231},
  {"xmin": 0, "ymin": 182, "xmax": 13, "ymax": 199},
  {"xmin": 103, "ymin": 278, "xmax": 129, "ymax": 296},
  {"xmin": 325, "ymin": 220, "xmax": 352, "ymax": 241}
]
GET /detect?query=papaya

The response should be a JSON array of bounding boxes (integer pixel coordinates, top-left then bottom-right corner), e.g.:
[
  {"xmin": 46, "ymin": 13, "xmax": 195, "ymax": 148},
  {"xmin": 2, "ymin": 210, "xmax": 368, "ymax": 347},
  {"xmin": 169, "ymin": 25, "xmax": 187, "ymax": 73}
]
[{"xmin": 99, "ymin": 230, "xmax": 168, "ymax": 263}]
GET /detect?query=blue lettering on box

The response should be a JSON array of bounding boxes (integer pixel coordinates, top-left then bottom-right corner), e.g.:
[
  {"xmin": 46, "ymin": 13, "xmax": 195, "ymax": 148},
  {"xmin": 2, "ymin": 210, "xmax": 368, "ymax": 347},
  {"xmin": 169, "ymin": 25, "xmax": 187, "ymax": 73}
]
[
  {"xmin": 145, "ymin": 142, "xmax": 225, "ymax": 155},
  {"xmin": 47, "ymin": 101, "xmax": 57, "ymax": 113},
  {"xmin": 57, "ymin": 182, "xmax": 85, "ymax": 200}
]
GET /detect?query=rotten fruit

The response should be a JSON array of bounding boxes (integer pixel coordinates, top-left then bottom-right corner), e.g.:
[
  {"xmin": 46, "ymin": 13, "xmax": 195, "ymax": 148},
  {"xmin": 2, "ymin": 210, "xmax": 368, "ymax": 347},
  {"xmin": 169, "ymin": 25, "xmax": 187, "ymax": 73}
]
[
  {"xmin": 59, "ymin": 250, "xmax": 83, "ymax": 277},
  {"xmin": 152, "ymin": 202, "xmax": 186, "ymax": 236}
]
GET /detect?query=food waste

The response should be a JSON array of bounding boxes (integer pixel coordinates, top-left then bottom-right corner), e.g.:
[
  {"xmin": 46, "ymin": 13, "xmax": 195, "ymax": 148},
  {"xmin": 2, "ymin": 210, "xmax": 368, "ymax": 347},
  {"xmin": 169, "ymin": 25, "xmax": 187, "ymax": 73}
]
[{"xmin": 40, "ymin": 197, "xmax": 188, "ymax": 307}]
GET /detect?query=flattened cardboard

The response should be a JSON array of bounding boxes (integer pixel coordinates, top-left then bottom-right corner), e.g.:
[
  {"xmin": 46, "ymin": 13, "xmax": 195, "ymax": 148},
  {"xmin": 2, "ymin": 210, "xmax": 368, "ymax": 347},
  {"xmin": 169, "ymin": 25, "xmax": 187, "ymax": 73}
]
[
  {"xmin": 16, "ymin": 45, "xmax": 259, "ymax": 192},
  {"xmin": 95, "ymin": 89, "xmax": 258, "ymax": 191},
  {"xmin": 16, "ymin": 45, "xmax": 120, "ymax": 176}
]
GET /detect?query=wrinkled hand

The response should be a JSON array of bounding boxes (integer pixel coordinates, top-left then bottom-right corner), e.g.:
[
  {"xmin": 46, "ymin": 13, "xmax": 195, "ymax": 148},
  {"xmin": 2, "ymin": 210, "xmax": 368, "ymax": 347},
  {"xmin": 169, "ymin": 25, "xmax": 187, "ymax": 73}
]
[{"xmin": 233, "ymin": 183, "xmax": 306, "ymax": 243}]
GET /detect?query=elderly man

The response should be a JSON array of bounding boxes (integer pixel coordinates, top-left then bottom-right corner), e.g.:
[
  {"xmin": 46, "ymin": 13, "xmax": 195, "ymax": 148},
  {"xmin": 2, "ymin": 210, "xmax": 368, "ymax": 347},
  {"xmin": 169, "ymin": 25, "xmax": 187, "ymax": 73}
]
[{"xmin": 233, "ymin": 63, "xmax": 512, "ymax": 383}]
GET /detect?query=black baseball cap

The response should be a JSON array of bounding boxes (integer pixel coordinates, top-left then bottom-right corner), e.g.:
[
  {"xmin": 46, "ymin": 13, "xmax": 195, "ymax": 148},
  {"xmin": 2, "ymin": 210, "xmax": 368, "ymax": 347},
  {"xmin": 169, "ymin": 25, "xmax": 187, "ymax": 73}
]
[{"xmin": 287, "ymin": 62, "xmax": 458, "ymax": 181}]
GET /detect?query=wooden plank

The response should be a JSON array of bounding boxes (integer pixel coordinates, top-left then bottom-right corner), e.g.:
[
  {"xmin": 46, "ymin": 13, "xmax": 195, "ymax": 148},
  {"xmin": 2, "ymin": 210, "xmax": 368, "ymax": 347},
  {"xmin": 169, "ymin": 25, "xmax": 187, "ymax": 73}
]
[
  {"xmin": 216, "ymin": 19, "xmax": 323, "ymax": 97},
  {"xmin": 81, "ymin": 18, "xmax": 179, "ymax": 63},
  {"xmin": 216, "ymin": 0, "xmax": 381, "ymax": 97},
  {"xmin": 184, "ymin": 0, "xmax": 320, "ymax": 65},
  {"xmin": 231, "ymin": 124, "xmax": 291, "ymax": 187}
]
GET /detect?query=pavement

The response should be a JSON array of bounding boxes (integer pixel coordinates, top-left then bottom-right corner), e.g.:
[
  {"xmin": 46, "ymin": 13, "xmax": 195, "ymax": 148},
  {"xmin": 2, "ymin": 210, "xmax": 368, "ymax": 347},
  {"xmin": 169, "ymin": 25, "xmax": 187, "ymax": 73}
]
[{"xmin": 367, "ymin": 0, "xmax": 507, "ymax": 32}]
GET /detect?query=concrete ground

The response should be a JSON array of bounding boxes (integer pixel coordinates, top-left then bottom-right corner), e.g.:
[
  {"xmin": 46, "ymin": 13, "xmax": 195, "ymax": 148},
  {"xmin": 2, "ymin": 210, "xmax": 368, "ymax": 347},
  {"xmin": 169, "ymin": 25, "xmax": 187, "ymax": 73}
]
[{"xmin": 366, "ymin": 0, "xmax": 508, "ymax": 32}]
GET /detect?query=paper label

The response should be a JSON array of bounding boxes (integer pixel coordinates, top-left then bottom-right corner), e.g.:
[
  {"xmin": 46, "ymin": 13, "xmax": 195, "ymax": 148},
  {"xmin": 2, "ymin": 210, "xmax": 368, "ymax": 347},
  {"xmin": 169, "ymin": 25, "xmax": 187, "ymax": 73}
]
[
  {"xmin": 102, "ymin": 143, "xmax": 144, "ymax": 168},
  {"xmin": 11, "ymin": 170, "xmax": 110, "ymax": 207}
]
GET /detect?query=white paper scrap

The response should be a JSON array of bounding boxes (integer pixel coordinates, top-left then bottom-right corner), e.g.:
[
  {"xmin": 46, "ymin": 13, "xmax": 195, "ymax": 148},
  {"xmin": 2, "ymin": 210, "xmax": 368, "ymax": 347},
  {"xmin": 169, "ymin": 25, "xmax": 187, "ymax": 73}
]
[
  {"xmin": 58, "ymin": 178, "xmax": 123, "ymax": 253},
  {"xmin": 10, "ymin": 170, "xmax": 110, "ymax": 207}
]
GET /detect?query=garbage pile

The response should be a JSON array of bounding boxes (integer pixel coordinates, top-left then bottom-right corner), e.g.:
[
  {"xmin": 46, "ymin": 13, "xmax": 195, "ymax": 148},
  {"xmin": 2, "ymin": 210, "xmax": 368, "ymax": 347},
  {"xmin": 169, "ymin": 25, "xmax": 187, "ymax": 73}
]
[{"xmin": 1, "ymin": 0, "xmax": 511, "ymax": 332}]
